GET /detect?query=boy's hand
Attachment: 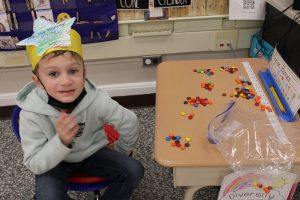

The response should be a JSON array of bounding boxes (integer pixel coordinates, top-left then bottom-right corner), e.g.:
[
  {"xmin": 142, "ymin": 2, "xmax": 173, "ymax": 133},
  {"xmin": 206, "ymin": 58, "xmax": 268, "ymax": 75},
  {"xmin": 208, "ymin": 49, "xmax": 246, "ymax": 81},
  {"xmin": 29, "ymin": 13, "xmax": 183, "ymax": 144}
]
[
  {"xmin": 56, "ymin": 111, "xmax": 79, "ymax": 147},
  {"xmin": 107, "ymin": 143, "xmax": 115, "ymax": 150}
]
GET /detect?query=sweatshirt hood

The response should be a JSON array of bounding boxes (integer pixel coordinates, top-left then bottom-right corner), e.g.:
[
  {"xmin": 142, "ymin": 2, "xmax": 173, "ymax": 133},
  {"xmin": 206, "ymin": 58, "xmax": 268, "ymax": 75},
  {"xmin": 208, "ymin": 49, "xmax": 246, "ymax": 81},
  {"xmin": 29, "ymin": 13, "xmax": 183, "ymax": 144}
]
[{"xmin": 16, "ymin": 79, "xmax": 98, "ymax": 116}]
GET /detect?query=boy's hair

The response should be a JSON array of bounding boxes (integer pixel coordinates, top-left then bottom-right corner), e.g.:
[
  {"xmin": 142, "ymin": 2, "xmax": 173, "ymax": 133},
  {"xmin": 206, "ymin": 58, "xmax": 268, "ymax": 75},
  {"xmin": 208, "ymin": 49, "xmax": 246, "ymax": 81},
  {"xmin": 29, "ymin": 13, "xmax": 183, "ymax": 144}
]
[{"xmin": 33, "ymin": 50, "xmax": 84, "ymax": 74}]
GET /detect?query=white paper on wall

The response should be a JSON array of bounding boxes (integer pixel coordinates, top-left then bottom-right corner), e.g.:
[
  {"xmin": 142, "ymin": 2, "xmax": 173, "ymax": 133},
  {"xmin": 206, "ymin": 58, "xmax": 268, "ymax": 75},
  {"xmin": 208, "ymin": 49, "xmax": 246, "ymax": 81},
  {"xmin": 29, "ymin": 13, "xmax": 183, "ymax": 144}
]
[
  {"xmin": 229, "ymin": 0, "xmax": 266, "ymax": 20},
  {"xmin": 32, "ymin": 0, "xmax": 51, "ymax": 10},
  {"xmin": 0, "ymin": 0, "xmax": 6, "ymax": 13},
  {"xmin": 0, "ymin": 13, "xmax": 10, "ymax": 32},
  {"xmin": 36, "ymin": 9, "xmax": 54, "ymax": 22}
]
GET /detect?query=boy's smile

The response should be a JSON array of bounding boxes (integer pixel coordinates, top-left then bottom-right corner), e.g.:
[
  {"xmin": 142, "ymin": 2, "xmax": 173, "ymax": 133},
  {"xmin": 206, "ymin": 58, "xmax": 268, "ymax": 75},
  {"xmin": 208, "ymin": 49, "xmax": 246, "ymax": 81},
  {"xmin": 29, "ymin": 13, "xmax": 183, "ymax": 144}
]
[{"xmin": 32, "ymin": 51, "xmax": 85, "ymax": 103}]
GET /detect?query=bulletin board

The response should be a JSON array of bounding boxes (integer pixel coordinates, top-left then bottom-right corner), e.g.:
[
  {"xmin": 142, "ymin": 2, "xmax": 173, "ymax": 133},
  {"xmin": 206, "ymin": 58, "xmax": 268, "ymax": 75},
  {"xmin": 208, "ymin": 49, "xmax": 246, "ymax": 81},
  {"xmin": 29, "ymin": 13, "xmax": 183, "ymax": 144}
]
[
  {"xmin": 0, "ymin": 0, "xmax": 118, "ymax": 51},
  {"xmin": 0, "ymin": 0, "xmax": 230, "ymax": 51},
  {"xmin": 117, "ymin": 0, "xmax": 229, "ymax": 21}
]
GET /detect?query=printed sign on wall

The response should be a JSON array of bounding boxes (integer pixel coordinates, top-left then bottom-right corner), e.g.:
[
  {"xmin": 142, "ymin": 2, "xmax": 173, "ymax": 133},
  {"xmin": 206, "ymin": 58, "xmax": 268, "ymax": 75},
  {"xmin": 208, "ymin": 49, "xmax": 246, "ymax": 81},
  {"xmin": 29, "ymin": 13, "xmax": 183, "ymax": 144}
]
[
  {"xmin": 116, "ymin": 0, "xmax": 149, "ymax": 9},
  {"xmin": 153, "ymin": 0, "xmax": 191, "ymax": 8}
]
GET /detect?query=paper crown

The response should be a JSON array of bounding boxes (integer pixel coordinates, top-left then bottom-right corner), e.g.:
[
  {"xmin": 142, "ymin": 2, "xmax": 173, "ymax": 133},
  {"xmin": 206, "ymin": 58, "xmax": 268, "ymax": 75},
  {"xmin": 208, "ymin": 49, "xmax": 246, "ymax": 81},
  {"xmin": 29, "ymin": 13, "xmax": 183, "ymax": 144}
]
[
  {"xmin": 17, "ymin": 18, "xmax": 83, "ymax": 70},
  {"xmin": 26, "ymin": 29, "xmax": 82, "ymax": 70}
]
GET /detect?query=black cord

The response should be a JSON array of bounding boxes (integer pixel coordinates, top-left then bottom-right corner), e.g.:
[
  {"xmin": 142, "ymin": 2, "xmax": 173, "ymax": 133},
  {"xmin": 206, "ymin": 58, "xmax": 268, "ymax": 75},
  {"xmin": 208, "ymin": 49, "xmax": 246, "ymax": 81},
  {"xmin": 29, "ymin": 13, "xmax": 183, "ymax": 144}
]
[
  {"xmin": 261, "ymin": 3, "xmax": 294, "ymax": 36},
  {"xmin": 251, "ymin": 3, "xmax": 295, "ymax": 60},
  {"xmin": 265, "ymin": 3, "xmax": 293, "ymax": 19},
  {"xmin": 250, "ymin": 3, "xmax": 293, "ymax": 51},
  {"xmin": 227, "ymin": 43, "xmax": 236, "ymax": 58}
]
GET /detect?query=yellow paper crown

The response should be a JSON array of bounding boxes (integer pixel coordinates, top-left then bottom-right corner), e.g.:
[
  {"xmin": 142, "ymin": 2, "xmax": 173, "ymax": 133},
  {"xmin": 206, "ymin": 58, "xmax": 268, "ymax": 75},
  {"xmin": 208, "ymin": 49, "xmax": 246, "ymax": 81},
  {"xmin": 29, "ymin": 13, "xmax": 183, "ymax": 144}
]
[{"xmin": 26, "ymin": 29, "xmax": 83, "ymax": 70}]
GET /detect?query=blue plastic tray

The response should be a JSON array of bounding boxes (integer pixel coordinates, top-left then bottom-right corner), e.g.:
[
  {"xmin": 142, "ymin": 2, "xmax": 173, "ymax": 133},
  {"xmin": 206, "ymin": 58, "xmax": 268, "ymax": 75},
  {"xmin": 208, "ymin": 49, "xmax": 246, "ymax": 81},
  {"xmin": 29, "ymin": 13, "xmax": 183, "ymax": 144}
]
[{"xmin": 259, "ymin": 69, "xmax": 295, "ymax": 122}]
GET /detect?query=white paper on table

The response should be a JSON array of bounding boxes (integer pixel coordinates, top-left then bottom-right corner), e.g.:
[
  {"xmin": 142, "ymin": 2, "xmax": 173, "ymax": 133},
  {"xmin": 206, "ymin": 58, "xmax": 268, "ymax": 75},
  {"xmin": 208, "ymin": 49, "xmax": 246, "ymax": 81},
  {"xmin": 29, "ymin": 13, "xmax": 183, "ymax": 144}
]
[
  {"xmin": 269, "ymin": 48, "xmax": 300, "ymax": 116},
  {"xmin": 229, "ymin": 0, "xmax": 266, "ymax": 20},
  {"xmin": 218, "ymin": 170, "xmax": 297, "ymax": 200}
]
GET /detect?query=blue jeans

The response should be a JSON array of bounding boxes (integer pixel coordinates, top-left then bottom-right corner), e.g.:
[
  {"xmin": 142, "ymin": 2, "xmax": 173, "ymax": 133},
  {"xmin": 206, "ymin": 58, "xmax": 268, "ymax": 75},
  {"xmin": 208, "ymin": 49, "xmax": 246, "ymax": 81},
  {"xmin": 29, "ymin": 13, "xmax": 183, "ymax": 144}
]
[{"xmin": 35, "ymin": 147, "xmax": 144, "ymax": 200}]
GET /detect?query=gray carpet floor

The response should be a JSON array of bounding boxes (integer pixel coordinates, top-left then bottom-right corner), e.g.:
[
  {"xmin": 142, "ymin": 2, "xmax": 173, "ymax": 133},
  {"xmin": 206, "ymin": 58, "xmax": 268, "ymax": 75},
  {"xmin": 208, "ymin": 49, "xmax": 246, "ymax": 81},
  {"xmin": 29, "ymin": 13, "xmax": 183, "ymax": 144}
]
[{"xmin": 0, "ymin": 106, "xmax": 299, "ymax": 200}]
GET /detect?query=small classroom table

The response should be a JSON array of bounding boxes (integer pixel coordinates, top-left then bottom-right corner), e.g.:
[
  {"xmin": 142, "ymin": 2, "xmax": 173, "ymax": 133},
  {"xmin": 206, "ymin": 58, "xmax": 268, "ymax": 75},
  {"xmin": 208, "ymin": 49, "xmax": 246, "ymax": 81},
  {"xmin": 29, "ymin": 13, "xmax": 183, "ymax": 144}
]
[{"xmin": 154, "ymin": 58, "xmax": 300, "ymax": 200}]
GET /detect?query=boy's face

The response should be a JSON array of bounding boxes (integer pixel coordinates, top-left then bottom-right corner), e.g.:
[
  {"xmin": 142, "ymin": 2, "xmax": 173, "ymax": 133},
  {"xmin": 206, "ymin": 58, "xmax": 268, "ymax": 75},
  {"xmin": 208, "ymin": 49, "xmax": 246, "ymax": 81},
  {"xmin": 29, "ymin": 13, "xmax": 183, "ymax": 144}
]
[{"xmin": 32, "ymin": 51, "xmax": 85, "ymax": 103}]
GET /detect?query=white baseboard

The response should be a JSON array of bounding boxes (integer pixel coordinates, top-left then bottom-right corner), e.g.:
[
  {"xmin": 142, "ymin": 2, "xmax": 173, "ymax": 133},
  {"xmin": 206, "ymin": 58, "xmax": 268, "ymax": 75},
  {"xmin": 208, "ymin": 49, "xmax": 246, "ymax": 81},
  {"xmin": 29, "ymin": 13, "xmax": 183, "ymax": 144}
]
[
  {"xmin": 99, "ymin": 81, "xmax": 156, "ymax": 97},
  {"xmin": 0, "ymin": 93, "xmax": 17, "ymax": 107},
  {"xmin": 0, "ymin": 81, "xmax": 156, "ymax": 107}
]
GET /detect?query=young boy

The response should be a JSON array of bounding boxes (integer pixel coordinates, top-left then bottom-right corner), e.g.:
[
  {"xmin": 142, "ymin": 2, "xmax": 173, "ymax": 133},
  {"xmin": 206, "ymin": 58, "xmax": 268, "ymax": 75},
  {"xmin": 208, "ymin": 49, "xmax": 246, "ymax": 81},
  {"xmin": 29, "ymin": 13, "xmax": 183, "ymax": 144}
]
[{"xmin": 16, "ymin": 18, "xmax": 144, "ymax": 200}]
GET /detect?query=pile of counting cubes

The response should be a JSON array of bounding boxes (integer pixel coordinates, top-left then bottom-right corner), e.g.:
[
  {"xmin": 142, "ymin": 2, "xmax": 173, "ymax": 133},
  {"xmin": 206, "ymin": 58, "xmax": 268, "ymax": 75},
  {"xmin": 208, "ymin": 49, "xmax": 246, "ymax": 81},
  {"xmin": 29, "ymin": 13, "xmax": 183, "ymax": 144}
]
[
  {"xmin": 200, "ymin": 82, "xmax": 214, "ymax": 91},
  {"xmin": 230, "ymin": 87, "xmax": 255, "ymax": 99},
  {"xmin": 165, "ymin": 133, "xmax": 191, "ymax": 150},
  {"xmin": 230, "ymin": 78, "xmax": 255, "ymax": 99},
  {"xmin": 193, "ymin": 68, "xmax": 214, "ymax": 76},
  {"xmin": 219, "ymin": 66, "xmax": 238, "ymax": 73},
  {"xmin": 231, "ymin": 78, "xmax": 272, "ymax": 112},
  {"xmin": 234, "ymin": 78, "xmax": 252, "ymax": 86},
  {"xmin": 184, "ymin": 96, "xmax": 213, "ymax": 107}
]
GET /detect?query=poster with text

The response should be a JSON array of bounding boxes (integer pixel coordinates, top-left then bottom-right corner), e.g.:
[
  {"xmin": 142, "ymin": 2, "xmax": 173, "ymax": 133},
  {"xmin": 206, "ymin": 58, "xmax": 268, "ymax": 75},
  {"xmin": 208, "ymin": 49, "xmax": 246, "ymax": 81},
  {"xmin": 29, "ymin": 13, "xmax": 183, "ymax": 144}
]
[
  {"xmin": 154, "ymin": 0, "xmax": 191, "ymax": 8},
  {"xmin": 116, "ymin": 0, "xmax": 149, "ymax": 9}
]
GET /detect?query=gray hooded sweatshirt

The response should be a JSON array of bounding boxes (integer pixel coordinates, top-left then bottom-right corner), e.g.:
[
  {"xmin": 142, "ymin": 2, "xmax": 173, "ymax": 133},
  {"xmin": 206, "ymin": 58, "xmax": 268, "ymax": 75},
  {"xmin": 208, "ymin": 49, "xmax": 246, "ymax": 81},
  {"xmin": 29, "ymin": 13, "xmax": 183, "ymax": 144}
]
[{"xmin": 16, "ymin": 79, "xmax": 139, "ymax": 175}]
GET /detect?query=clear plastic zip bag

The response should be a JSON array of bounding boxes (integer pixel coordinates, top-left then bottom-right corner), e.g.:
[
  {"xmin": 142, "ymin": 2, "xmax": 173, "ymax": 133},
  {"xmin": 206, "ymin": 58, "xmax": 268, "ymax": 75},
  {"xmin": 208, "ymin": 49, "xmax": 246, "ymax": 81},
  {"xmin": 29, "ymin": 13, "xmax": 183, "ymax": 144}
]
[{"xmin": 208, "ymin": 101, "xmax": 300, "ymax": 173}]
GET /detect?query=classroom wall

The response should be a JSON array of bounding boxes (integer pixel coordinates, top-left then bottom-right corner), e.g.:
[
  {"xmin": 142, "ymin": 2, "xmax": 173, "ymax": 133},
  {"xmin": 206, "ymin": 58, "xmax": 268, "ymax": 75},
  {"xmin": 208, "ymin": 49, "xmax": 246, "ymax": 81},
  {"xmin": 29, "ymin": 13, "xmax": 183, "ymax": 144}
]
[{"xmin": 0, "ymin": 2, "xmax": 263, "ymax": 106}]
